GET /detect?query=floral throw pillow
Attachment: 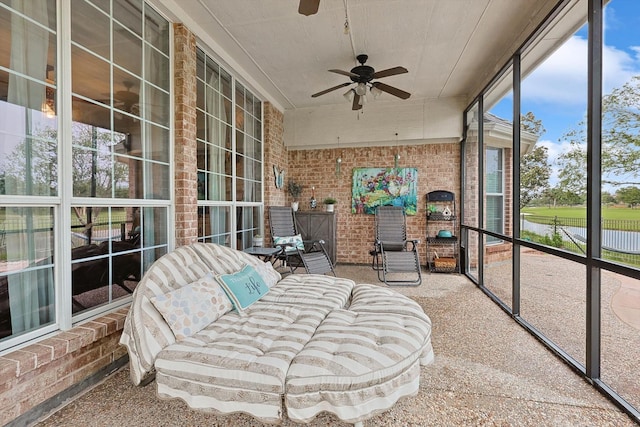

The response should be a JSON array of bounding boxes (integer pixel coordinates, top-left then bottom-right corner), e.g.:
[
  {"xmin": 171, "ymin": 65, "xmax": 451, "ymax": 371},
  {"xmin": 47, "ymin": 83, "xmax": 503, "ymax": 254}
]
[
  {"xmin": 216, "ymin": 264, "xmax": 269, "ymax": 313},
  {"xmin": 273, "ymin": 234, "xmax": 305, "ymax": 253},
  {"xmin": 150, "ymin": 273, "xmax": 233, "ymax": 340}
]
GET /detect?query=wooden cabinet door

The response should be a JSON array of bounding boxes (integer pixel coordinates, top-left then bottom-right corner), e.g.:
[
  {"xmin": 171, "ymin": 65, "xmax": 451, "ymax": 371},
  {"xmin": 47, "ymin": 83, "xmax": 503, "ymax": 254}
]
[{"xmin": 294, "ymin": 212, "xmax": 336, "ymax": 264}]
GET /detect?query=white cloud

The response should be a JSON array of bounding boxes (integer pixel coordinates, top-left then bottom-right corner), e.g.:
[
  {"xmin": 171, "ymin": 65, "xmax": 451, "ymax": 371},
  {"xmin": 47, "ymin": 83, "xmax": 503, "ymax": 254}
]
[
  {"xmin": 522, "ymin": 35, "xmax": 640, "ymax": 105},
  {"xmin": 602, "ymin": 44, "xmax": 638, "ymax": 92},
  {"xmin": 522, "ymin": 37, "xmax": 588, "ymax": 105}
]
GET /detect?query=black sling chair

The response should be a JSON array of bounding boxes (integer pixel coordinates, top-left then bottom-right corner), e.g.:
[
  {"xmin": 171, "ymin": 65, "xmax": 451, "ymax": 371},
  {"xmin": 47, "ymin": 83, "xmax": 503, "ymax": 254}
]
[
  {"xmin": 372, "ymin": 206, "xmax": 422, "ymax": 286},
  {"xmin": 268, "ymin": 206, "xmax": 335, "ymax": 275}
]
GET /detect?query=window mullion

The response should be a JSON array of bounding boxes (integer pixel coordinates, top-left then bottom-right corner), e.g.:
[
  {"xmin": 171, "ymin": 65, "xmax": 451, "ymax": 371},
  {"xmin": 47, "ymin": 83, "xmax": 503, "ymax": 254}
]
[{"xmin": 57, "ymin": 0, "xmax": 73, "ymax": 331}]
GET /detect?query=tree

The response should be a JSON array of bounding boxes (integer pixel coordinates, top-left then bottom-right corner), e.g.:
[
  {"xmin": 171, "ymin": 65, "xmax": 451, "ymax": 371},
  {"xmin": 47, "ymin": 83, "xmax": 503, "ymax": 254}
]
[
  {"xmin": 2, "ymin": 123, "xmax": 130, "ymax": 199},
  {"xmin": 520, "ymin": 145, "xmax": 551, "ymax": 208},
  {"xmin": 556, "ymin": 140, "xmax": 587, "ymax": 198},
  {"xmin": 519, "ymin": 112, "xmax": 550, "ymax": 208},
  {"xmin": 521, "ymin": 111, "xmax": 546, "ymax": 136},
  {"xmin": 557, "ymin": 75, "xmax": 640, "ymax": 192},
  {"xmin": 601, "ymin": 191, "xmax": 617, "ymax": 205},
  {"xmin": 542, "ymin": 186, "xmax": 584, "ymax": 207},
  {"xmin": 2, "ymin": 127, "xmax": 58, "ymax": 195},
  {"xmin": 616, "ymin": 186, "xmax": 640, "ymax": 208}
]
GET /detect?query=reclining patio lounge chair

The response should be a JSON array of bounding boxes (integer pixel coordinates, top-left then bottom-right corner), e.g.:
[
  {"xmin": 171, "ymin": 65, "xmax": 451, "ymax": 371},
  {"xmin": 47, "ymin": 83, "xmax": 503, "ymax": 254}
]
[
  {"xmin": 372, "ymin": 206, "xmax": 422, "ymax": 286},
  {"xmin": 269, "ymin": 206, "xmax": 335, "ymax": 275}
]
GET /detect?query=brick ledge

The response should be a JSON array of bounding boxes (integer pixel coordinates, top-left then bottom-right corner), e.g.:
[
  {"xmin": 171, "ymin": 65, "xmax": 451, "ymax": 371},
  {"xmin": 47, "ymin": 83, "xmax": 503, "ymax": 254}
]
[{"xmin": 0, "ymin": 307, "xmax": 130, "ymax": 425}]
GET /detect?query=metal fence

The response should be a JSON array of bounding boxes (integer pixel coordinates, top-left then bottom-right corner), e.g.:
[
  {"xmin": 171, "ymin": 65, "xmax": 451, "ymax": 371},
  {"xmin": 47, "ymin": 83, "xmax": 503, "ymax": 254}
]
[
  {"xmin": 521, "ymin": 215, "xmax": 640, "ymax": 266},
  {"xmin": 1, "ymin": 211, "xmax": 133, "ymax": 262}
]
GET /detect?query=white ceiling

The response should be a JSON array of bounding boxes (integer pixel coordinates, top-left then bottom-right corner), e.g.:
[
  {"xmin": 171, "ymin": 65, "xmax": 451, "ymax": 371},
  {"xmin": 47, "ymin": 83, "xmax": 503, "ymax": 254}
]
[{"xmin": 157, "ymin": 0, "xmax": 561, "ymax": 112}]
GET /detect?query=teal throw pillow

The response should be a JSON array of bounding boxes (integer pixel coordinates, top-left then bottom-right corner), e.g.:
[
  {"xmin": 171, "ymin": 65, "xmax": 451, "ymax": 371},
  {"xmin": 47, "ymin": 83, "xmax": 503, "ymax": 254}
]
[
  {"xmin": 273, "ymin": 234, "xmax": 305, "ymax": 253},
  {"xmin": 216, "ymin": 264, "xmax": 269, "ymax": 312}
]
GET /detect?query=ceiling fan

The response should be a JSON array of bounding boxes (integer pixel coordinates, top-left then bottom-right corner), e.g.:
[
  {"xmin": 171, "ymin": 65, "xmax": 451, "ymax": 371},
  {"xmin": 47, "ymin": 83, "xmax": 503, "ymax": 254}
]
[
  {"xmin": 311, "ymin": 54, "xmax": 411, "ymax": 110},
  {"xmin": 100, "ymin": 80, "xmax": 139, "ymax": 115},
  {"xmin": 298, "ymin": 0, "xmax": 320, "ymax": 16},
  {"xmin": 112, "ymin": 81, "xmax": 139, "ymax": 114}
]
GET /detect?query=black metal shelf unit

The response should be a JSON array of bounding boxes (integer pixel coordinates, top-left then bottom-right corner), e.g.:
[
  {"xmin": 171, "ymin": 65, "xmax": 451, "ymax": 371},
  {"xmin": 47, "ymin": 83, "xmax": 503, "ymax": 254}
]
[{"xmin": 426, "ymin": 190, "xmax": 459, "ymax": 273}]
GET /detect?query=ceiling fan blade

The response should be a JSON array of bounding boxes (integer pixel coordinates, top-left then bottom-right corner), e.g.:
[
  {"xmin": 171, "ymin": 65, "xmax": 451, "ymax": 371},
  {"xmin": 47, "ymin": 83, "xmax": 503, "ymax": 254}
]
[
  {"xmin": 372, "ymin": 82, "xmax": 411, "ymax": 100},
  {"xmin": 329, "ymin": 69, "xmax": 359, "ymax": 78},
  {"xmin": 298, "ymin": 0, "xmax": 320, "ymax": 16},
  {"xmin": 311, "ymin": 82, "xmax": 352, "ymax": 98},
  {"xmin": 372, "ymin": 66, "xmax": 408, "ymax": 79},
  {"xmin": 352, "ymin": 93, "xmax": 362, "ymax": 110}
]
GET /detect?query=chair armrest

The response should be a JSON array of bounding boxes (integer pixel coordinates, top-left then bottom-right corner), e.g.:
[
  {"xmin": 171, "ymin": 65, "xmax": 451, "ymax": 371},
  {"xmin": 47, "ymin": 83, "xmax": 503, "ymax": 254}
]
[
  {"xmin": 302, "ymin": 238, "xmax": 325, "ymax": 245},
  {"xmin": 303, "ymin": 239, "xmax": 327, "ymax": 253},
  {"xmin": 274, "ymin": 242, "xmax": 296, "ymax": 252}
]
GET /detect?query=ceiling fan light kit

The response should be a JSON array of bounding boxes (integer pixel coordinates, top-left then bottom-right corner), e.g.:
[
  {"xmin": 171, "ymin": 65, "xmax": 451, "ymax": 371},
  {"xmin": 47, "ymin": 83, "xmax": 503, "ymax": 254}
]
[{"xmin": 312, "ymin": 54, "xmax": 411, "ymax": 110}]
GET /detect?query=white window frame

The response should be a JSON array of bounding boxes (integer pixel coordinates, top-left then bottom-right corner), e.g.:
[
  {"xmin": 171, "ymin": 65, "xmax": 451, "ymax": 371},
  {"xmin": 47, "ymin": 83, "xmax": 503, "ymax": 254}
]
[
  {"xmin": 486, "ymin": 146, "xmax": 504, "ymax": 245},
  {"xmin": 195, "ymin": 47, "xmax": 264, "ymax": 249},
  {"xmin": 0, "ymin": 0, "xmax": 174, "ymax": 353}
]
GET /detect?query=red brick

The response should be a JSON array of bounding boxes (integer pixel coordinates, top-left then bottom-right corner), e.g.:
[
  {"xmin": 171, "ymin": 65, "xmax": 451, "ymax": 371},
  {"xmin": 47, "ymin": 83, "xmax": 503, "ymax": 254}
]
[
  {"xmin": 39, "ymin": 337, "xmax": 71, "ymax": 361},
  {"xmin": 55, "ymin": 331, "xmax": 84, "ymax": 353},
  {"xmin": 77, "ymin": 321, "xmax": 108, "ymax": 342},
  {"xmin": 3, "ymin": 350, "xmax": 37, "ymax": 376},
  {"xmin": 56, "ymin": 346, "xmax": 101, "ymax": 379},
  {"xmin": 0, "ymin": 401, "xmax": 20, "ymax": 426},
  {"xmin": 0, "ymin": 358, "xmax": 18, "ymax": 382}
]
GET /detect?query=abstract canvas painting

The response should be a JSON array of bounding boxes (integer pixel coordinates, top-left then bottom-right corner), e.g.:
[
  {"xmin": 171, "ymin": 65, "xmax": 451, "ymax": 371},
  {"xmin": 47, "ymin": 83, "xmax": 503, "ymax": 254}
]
[{"xmin": 351, "ymin": 167, "xmax": 418, "ymax": 215}]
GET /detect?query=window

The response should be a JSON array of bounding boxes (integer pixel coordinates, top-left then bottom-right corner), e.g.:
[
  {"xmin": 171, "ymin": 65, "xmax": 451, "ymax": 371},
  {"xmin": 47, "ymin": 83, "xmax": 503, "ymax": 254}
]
[
  {"xmin": 461, "ymin": 1, "xmax": 640, "ymax": 420},
  {"xmin": 0, "ymin": 1, "xmax": 171, "ymax": 347},
  {"xmin": 196, "ymin": 49, "xmax": 263, "ymax": 248},
  {"xmin": 0, "ymin": 1, "xmax": 58, "ymax": 343},
  {"xmin": 69, "ymin": 0, "xmax": 170, "ymax": 320},
  {"xmin": 485, "ymin": 147, "xmax": 504, "ymax": 244}
]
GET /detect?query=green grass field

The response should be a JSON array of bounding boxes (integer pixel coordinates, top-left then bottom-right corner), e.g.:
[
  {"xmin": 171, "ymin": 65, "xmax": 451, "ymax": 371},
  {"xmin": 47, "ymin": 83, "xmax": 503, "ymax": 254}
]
[{"xmin": 522, "ymin": 206, "xmax": 639, "ymax": 220}]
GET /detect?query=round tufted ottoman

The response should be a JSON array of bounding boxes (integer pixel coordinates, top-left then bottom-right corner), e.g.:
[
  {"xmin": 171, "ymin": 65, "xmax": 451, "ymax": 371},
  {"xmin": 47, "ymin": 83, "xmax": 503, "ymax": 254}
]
[{"xmin": 285, "ymin": 284, "xmax": 433, "ymax": 425}]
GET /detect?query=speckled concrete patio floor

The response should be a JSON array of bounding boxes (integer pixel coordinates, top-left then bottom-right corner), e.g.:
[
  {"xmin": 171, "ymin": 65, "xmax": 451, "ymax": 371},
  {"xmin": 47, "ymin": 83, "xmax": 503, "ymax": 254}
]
[{"xmin": 33, "ymin": 263, "xmax": 638, "ymax": 427}]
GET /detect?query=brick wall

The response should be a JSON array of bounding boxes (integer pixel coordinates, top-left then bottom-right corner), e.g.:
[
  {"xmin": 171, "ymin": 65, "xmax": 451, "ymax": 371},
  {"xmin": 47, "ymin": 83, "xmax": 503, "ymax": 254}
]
[
  {"xmin": 263, "ymin": 103, "xmax": 287, "ymax": 246},
  {"xmin": 173, "ymin": 23, "xmax": 198, "ymax": 246},
  {"xmin": 0, "ymin": 309, "xmax": 128, "ymax": 425},
  {"xmin": 286, "ymin": 143, "xmax": 461, "ymax": 265}
]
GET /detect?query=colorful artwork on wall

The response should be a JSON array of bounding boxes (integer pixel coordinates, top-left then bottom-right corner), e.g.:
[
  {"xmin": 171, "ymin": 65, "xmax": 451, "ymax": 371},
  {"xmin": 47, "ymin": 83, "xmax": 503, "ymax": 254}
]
[{"xmin": 351, "ymin": 167, "xmax": 418, "ymax": 215}]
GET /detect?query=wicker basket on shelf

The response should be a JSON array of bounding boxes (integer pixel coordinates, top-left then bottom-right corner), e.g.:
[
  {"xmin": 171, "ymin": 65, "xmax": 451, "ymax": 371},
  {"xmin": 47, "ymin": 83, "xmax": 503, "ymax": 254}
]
[{"xmin": 433, "ymin": 251, "xmax": 456, "ymax": 269}]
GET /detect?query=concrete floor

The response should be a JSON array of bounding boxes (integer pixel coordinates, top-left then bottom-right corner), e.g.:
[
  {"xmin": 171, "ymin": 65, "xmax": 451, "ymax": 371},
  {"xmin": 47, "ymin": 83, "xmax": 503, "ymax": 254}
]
[{"xmin": 33, "ymin": 263, "xmax": 638, "ymax": 426}]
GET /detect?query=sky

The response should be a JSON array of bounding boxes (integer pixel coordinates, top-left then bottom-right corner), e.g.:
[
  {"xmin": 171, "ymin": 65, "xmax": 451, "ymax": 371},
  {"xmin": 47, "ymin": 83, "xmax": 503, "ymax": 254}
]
[{"xmin": 488, "ymin": 0, "xmax": 640, "ymax": 191}]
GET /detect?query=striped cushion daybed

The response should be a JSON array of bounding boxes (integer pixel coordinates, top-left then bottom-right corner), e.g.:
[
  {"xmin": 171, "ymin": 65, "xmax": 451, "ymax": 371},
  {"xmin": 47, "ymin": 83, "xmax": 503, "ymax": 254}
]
[{"xmin": 120, "ymin": 243, "xmax": 433, "ymax": 426}]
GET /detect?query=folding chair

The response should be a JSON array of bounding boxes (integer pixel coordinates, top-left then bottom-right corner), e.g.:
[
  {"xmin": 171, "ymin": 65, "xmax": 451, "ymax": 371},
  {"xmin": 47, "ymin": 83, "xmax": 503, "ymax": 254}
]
[
  {"xmin": 268, "ymin": 206, "xmax": 335, "ymax": 275},
  {"xmin": 373, "ymin": 206, "xmax": 422, "ymax": 286}
]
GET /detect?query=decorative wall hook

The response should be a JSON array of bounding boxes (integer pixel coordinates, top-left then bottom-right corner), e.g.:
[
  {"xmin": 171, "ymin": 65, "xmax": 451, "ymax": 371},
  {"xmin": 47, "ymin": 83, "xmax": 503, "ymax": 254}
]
[
  {"xmin": 394, "ymin": 132, "xmax": 400, "ymax": 168},
  {"xmin": 336, "ymin": 137, "xmax": 342, "ymax": 177}
]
